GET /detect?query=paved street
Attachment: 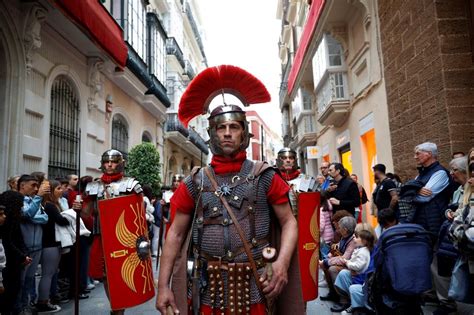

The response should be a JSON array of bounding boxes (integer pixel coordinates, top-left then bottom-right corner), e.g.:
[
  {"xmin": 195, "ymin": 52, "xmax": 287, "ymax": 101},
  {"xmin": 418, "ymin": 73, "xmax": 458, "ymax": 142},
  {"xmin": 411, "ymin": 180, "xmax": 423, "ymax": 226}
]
[{"xmin": 54, "ymin": 258, "xmax": 439, "ymax": 314}]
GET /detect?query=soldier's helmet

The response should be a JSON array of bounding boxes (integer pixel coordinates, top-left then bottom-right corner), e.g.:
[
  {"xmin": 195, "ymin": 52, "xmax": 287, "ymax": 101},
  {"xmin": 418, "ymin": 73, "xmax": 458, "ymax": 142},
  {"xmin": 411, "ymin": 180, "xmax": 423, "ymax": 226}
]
[
  {"xmin": 277, "ymin": 147, "xmax": 298, "ymax": 171},
  {"xmin": 100, "ymin": 149, "xmax": 125, "ymax": 173},
  {"xmin": 207, "ymin": 105, "xmax": 252, "ymax": 155}
]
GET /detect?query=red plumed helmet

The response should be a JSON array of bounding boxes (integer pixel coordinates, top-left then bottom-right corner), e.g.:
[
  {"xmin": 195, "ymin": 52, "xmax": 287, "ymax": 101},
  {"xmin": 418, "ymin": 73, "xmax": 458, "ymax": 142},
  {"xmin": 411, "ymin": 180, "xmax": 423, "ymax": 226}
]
[{"xmin": 178, "ymin": 65, "xmax": 271, "ymax": 127}]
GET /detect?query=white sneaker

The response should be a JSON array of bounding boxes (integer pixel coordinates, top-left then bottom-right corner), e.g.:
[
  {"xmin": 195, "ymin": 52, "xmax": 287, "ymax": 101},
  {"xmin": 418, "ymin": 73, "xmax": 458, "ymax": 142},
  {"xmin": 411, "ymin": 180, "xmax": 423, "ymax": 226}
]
[
  {"xmin": 86, "ymin": 283, "xmax": 95, "ymax": 290},
  {"xmin": 36, "ymin": 302, "xmax": 61, "ymax": 314},
  {"xmin": 93, "ymin": 280, "xmax": 100, "ymax": 285},
  {"xmin": 341, "ymin": 306, "xmax": 353, "ymax": 315}
]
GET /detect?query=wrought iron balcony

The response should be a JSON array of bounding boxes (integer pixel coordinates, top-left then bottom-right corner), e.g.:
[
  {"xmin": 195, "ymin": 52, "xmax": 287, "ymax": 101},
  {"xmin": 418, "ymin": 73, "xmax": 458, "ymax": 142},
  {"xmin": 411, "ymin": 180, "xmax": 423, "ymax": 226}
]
[
  {"xmin": 183, "ymin": 1, "xmax": 207, "ymax": 65},
  {"xmin": 188, "ymin": 128, "xmax": 209, "ymax": 154},
  {"xmin": 165, "ymin": 114, "xmax": 208, "ymax": 154},
  {"xmin": 184, "ymin": 61, "xmax": 196, "ymax": 80},
  {"xmin": 316, "ymin": 71, "xmax": 350, "ymax": 127},
  {"xmin": 166, "ymin": 37, "xmax": 185, "ymax": 70},
  {"xmin": 165, "ymin": 113, "xmax": 189, "ymax": 137},
  {"xmin": 279, "ymin": 60, "xmax": 292, "ymax": 109}
]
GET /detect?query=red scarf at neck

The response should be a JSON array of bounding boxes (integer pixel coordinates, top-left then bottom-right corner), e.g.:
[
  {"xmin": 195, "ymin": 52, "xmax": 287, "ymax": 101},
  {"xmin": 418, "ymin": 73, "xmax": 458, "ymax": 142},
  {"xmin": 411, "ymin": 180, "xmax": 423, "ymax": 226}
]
[
  {"xmin": 210, "ymin": 151, "xmax": 247, "ymax": 175},
  {"xmin": 101, "ymin": 172, "xmax": 124, "ymax": 184},
  {"xmin": 281, "ymin": 169, "xmax": 301, "ymax": 181}
]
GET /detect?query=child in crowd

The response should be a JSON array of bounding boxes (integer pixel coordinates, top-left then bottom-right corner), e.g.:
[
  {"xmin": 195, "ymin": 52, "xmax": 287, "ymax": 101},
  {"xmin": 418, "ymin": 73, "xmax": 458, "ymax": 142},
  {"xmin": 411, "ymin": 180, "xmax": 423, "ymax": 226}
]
[
  {"xmin": 320, "ymin": 191, "xmax": 334, "ymax": 259},
  {"xmin": 331, "ymin": 228, "xmax": 376, "ymax": 313},
  {"xmin": 344, "ymin": 229, "xmax": 374, "ymax": 276}
]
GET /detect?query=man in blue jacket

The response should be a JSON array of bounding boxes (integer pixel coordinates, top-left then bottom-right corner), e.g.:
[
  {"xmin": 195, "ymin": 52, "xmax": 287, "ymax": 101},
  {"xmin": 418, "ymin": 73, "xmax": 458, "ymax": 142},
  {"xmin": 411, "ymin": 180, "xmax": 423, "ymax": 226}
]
[{"xmin": 15, "ymin": 175, "xmax": 49, "ymax": 313}]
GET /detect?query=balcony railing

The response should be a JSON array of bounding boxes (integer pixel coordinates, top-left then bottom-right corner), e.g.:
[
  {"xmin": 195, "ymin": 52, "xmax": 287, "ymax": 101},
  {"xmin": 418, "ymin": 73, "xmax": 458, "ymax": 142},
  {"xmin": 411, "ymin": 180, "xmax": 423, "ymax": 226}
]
[
  {"xmin": 279, "ymin": 60, "xmax": 292, "ymax": 106},
  {"xmin": 188, "ymin": 128, "xmax": 209, "ymax": 154},
  {"xmin": 166, "ymin": 37, "xmax": 185, "ymax": 70},
  {"xmin": 165, "ymin": 113, "xmax": 189, "ymax": 137},
  {"xmin": 184, "ymin": 1, "xmax": 208, "ymax": 66},
  {"xmin": 316, "ymin": 71, "xmax": 350, "ymax": 127},
  {"xmin": 184, "ymin": 60, "xmax": 196, "ymax": 80},
  {"xmin": 165, "ymin": 114, "xmax": 208, "ymax": 154}
]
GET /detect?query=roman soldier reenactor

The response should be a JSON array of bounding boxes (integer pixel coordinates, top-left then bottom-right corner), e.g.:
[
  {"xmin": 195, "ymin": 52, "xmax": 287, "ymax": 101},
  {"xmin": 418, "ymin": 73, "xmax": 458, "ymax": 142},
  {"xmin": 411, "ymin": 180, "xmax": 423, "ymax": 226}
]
[
  {"xmin": 156, "ymin": 65, "xmax": 304, "ymax": 315},
  {"xmin": 85, "ymin": 149, "xmax": 154, "ymax": 314},
  {"xmin": 276, "ymin": 147, "xmax": 318, "ymax": 217}
]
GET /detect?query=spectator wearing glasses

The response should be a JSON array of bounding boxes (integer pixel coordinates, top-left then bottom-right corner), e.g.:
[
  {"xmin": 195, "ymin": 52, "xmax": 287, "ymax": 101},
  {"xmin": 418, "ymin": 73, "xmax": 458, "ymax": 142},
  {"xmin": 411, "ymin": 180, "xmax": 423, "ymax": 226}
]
[{"xmin": 320, "ymin": 161, "xmax": 332, "ymax": 191}]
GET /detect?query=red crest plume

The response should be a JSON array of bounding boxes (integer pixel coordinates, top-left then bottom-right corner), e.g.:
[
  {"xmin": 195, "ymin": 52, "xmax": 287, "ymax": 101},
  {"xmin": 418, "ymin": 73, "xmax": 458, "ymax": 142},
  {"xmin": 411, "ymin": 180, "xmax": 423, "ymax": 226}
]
[{"xmin": 178, "ymin": 65, "xmax": 271, "ymax": 127}]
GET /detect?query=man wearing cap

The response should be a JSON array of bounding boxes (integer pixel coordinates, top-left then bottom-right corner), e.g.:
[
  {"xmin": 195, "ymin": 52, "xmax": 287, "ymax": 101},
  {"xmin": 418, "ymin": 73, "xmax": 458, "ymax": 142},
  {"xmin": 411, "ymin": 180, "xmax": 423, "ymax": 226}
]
[
  {"xmin": 276, "ymin": 147, "xmax": 317, "ymax": 217},
  {"xmin": 372, "ymin": 163, "xmax": 398, "ymax": 212},
  {"xmin": 84, "ymin": 149, "xmax": 143, "ymax": 315},
  {"xmin": 156, "ymin": 65, "xmax": 303, "ymax": 315}
]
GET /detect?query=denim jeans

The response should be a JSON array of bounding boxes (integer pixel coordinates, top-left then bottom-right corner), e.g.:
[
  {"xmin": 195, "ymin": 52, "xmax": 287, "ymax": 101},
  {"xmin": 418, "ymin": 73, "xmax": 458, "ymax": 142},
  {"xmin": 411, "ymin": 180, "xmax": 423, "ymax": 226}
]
[{"xmin": 16, "ymin": 249, "xmax": 41, "ymax": 311}]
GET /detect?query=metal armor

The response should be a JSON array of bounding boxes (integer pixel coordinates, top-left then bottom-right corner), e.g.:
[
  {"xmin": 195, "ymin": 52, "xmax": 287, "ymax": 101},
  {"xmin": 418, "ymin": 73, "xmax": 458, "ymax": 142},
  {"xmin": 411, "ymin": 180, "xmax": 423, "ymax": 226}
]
[{"xmin": 184, "ymin": 160, "xmax": 275, "ymax": 309}]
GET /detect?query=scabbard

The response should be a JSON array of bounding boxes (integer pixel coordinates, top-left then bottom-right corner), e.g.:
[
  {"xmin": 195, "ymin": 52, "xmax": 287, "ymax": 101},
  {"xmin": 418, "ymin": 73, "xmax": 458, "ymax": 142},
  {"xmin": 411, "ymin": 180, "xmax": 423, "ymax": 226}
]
[{"xmin": 192, "ymin": 276, "xmax": 200, "ymax": 315}]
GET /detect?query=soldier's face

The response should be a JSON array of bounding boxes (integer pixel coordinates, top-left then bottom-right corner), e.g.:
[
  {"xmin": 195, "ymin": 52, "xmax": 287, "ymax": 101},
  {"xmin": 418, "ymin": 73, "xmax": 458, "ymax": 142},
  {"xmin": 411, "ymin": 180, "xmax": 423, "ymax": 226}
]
[
  {"xmin": 280, "ymin": 155, "xmax": 295, "ymax": 170},
  {"xmin": 216, "ymin": 121, "xmax": 243, "ymax": 156},
  {"xmin": 103, "ymin": 160, "xmax": 119, "ymax": 175}
]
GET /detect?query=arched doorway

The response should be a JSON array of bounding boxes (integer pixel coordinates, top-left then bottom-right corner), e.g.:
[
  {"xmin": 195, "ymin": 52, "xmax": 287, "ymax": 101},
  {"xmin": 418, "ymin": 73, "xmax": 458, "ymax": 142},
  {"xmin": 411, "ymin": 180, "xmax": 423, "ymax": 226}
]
[{"xmin": 48, "ymin": 76, "xmax": 80, "ymax": 179}]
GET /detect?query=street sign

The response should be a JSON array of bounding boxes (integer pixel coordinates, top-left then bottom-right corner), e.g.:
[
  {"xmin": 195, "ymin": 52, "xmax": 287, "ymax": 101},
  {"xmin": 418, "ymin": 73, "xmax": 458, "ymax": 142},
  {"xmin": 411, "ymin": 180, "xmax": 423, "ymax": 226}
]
[{"xmin": 307, "ymin": 146, "xmax": 321, "ymax": 159}]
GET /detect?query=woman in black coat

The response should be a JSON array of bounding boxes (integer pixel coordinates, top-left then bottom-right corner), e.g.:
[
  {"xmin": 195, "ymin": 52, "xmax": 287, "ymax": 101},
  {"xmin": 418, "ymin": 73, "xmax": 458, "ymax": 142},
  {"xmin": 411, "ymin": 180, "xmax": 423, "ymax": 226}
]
[{"xmin": 0, "ymin": 190, "xmax": 32, "ymax": 315}]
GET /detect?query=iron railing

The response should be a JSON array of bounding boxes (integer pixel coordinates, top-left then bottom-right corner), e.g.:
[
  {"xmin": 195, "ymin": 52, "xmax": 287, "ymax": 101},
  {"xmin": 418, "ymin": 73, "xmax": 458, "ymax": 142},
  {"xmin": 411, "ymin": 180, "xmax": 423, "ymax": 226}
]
[
  {"xmin": 165, "ymin": 113, "xmax": 208, "ymax": 154},
  {"xmin": 166, "ymin": 37, "xmax": 185, "ymax": 69}
]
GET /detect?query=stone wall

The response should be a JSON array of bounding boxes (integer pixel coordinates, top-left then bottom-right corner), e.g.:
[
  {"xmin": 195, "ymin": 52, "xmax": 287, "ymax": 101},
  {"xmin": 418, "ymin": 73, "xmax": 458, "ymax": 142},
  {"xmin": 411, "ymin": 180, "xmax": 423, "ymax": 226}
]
[{"xmin": 378, "ymin": 0, "xmax": 474, "ymax": 180}]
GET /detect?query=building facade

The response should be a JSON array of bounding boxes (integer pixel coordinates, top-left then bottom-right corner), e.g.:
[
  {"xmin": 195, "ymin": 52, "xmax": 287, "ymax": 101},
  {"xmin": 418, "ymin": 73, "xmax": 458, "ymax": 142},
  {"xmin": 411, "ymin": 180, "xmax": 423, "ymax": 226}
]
[
  {"xmin": 246, "ymin": 110, "xmax": 282, "ymax": 166},
  {"xmin": 378, "ymin": 0, "xmax": 474, "ymax": 180},
  {"xmin": 0, "ymin": 0, "xmax": 209, "ymax": 190},
  {"xmin": 277, "ymin": 0, "xmax": 393, "ymax": 224},
  {"xmin": 157, "ymin": 0, "xmax": 210, "ymax": 186}
]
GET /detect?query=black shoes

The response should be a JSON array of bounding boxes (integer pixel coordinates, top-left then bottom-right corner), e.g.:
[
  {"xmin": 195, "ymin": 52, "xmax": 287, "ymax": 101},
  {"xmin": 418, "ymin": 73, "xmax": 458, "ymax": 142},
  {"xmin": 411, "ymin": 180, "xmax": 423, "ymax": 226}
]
[
  {"xmin": 320, "ymin": 292, "xmax": 339, "ymax": 302},
  {"xmin": 330, "ymin": 303, "xmax": 351, "ymax": 312}
]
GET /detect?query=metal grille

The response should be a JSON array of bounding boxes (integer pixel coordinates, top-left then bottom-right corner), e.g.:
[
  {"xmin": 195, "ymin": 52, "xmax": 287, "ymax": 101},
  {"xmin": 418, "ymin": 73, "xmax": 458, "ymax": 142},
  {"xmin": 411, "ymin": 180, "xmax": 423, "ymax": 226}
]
[
  {"xmin": 112, "ymin": 114, "xmax": 129, "ymax": 155},
  {"xmin": 48, "ymin": 76, "xmax": 80, "ymax": 179}
]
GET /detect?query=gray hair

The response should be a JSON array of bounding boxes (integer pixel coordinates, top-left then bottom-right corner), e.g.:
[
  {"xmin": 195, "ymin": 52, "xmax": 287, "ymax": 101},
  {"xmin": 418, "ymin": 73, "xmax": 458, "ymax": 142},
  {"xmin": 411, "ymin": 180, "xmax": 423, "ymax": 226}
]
[
  {"xmin": 415, "ymin": 142, "xmax": 438, "ymax": 158},
  {"xmin": 449, "ymin": 157, "xmax": 468, "ymax": 174},
  {"xmin": 338, "ymin": 216, "xmax": 357, "ymax": 235}
]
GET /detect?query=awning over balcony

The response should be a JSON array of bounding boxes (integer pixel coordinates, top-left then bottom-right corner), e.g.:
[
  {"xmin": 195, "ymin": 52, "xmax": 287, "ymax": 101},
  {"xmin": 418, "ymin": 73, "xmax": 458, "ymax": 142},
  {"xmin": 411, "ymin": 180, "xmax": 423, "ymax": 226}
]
[
  {"xmin": 287, "ymin": 0, "xmax": 326, "ymax": 95},
  {"xmin": 53, "ymin": 0, "xmax": 128, "ymax": 68}
]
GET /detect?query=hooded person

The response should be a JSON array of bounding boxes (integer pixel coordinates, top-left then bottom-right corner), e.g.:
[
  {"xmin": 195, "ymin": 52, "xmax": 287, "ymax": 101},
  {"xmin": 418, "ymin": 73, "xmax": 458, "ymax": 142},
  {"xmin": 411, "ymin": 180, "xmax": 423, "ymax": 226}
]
[{"xmin": 156, "ymin": 65, "xmax": 304, "ymax": 315}]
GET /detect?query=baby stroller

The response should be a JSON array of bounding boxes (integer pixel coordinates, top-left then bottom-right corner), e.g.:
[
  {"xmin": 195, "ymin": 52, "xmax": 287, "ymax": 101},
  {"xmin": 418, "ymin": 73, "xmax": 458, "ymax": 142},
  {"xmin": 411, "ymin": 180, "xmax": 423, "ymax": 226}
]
[{"xmin": 367, "ymin": 224, "xmax": 433, "ymax": 315}]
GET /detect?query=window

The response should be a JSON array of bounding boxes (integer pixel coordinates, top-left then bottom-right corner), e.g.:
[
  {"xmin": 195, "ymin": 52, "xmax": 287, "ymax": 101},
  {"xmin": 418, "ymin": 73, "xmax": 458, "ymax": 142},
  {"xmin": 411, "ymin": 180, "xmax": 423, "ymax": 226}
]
[
  {"xmin": 48, "ymin": 76, "xmax": 80, "ymax": 179},
  {"xmin": 147, "ymin": 13, "xmax": 167, "ymax": 83},
  {"xmin": 112, "ymin": 114, "xmax": 129, "ymax": 155},
  {"xmin": 333, "ymin": 72, "xmax": 345, "ymax": 99},
  {"xmin": 111, "ymin": 0, "xmax": 146, "ymax": 62},
  {"xmin": 327, "ymin": 35, "xmax": 343, "ymax": 66},
  {"xmin": 302, "ymin": 89, "xmax": 312, "ymax": 110},
  {"xmin": 142, "ymin": 131, "xmax": 152, "ymax": 143}
]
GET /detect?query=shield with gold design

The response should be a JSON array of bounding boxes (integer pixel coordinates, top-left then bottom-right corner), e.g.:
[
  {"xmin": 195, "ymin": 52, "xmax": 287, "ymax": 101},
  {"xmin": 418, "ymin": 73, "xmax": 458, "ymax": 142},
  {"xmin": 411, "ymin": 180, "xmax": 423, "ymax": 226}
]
[
  {"xmin": 297, "ymin": 192, "xmax": 320, "ymax": 301},
  {"xmin": 98, "ymin": 194, "xmax": 155, "ymax": 310}
]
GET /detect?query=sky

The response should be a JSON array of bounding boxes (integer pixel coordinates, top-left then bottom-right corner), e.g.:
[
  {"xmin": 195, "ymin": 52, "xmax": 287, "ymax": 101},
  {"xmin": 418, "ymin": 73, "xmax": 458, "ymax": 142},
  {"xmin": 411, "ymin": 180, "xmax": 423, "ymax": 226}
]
[{"xmin": 197, "ymin": 0, "xmax": 283, "ymax": 136}]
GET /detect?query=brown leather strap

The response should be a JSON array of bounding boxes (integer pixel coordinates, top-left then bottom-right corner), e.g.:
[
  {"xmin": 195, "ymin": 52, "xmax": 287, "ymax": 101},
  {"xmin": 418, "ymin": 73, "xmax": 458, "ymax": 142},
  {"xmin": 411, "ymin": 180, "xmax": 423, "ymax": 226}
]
[{"xmin": 203, "ymin": 167, "xmax": 265, "ymax": 294}]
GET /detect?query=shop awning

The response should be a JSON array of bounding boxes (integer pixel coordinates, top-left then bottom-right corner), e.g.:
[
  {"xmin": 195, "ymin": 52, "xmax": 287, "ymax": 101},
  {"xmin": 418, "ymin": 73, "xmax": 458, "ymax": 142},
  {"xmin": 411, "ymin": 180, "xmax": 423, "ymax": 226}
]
[
  {"xmin": 287, "ymin": 0, "xmax": 326, "ymax": 95},
  {"xmin": 53, "ymin": 0, "xmax": 127, "ymax": 68}
]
